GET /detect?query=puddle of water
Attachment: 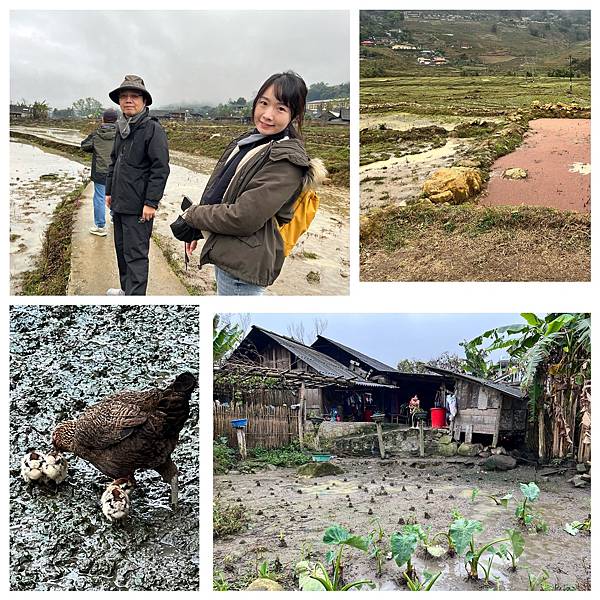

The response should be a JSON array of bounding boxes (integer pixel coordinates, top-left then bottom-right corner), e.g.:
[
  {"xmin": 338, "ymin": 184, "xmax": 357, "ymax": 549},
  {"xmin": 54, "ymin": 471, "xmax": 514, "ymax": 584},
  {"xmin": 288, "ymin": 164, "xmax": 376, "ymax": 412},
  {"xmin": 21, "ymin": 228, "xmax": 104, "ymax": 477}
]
[
  {"xmin": 360, "ymin": 139, "xmax": 462, "ymax": 174},
  {"xmin": 10, "ymin": 126, "xmax": 83, "ymax": 146},
  {"xmin": 569, "ymin": 162, "xmax": 591, "ymax": 175}
]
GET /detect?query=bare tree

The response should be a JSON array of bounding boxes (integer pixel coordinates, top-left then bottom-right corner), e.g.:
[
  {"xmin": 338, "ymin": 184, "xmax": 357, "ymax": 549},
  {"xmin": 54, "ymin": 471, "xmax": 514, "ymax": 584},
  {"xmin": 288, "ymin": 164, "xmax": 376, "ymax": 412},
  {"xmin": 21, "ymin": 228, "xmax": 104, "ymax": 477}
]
[
  {"xmin": 287, "ymin": 321, "xmax": 307, "ymax": 343},
  {"xmin": 312, "ymin": 318, "xmax": 328, "ymax": 338}
]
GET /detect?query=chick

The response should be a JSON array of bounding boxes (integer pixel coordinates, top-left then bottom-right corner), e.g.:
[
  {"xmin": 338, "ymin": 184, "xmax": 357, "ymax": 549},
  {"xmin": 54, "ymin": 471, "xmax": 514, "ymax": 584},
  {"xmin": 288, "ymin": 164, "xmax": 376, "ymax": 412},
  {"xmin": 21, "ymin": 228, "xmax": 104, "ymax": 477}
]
[
  {"xmin": 20, "ymin": 451, "xmax": 46, "ymax": 483},
  {"xmin": 101, "ymin": 479, "xmax": 131, "ymax": 523},
  {"xmin": 41, "ymin": 450, "xmax": 68, "ymax": 484}
]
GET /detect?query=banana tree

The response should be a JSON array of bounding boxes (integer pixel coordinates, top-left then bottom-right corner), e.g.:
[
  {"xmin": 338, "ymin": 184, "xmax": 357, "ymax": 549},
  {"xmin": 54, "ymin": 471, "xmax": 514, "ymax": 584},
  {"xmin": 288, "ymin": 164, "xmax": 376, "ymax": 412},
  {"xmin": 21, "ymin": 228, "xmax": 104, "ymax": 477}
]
[{"xmin": 464, "ymin": 313, "xmax": 591, "ymax": 460}]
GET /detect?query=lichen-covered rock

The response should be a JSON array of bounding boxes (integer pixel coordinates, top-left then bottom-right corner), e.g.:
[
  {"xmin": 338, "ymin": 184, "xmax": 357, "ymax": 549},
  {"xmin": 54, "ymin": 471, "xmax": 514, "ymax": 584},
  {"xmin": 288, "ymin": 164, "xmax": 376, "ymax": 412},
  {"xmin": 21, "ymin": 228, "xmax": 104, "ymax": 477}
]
[
  {"xmin": 457, "ymin": 443, "xmax": 483, "ymax": 457},
  {"xmin": 422, "ymin": 167, "xmax": 483, "ymax": 204},
  {"xmin": 503, "ymin": 168, "xmax": 528, "ymax": 180},
  {"xmin": 437, "ymin": 441, "xmax": 458, "ymax": 457},
  {"xmin": 438, "ymin": 435, "xmax": 453, "ymax": 445},
  {"xmin": 297, "ymin": 462, "xmax": 344, "ymax": 477},
  {"xmin": 247, "ymin": 578, "xmax": 285, "ymax": 591}
]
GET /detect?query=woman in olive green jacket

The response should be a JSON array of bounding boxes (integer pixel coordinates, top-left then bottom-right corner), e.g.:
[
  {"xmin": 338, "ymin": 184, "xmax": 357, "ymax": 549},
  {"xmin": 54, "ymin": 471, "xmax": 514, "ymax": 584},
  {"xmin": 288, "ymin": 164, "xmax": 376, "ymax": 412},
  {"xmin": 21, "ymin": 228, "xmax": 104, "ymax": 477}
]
[{"xmin": 182, "ymin": 71, "xmax": 326, "ymax": 295}]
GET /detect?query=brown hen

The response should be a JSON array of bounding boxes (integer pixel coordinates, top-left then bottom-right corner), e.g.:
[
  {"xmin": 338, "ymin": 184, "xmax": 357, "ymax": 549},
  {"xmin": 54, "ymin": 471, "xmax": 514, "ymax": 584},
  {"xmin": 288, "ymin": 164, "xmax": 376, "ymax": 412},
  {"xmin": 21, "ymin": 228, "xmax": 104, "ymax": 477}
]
[{"xmin": 51, "ymin": 372, "xmax": 197, "ymax": 506}]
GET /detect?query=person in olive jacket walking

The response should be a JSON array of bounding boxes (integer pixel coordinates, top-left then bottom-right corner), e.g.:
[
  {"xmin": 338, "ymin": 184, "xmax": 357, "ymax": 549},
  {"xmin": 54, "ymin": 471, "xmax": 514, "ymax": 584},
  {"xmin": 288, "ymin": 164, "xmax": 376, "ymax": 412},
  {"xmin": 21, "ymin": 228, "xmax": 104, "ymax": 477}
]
[
  {"xmin": 105, "ymin": 75, "xmax": 170, "ymax": 296},
  {"xmin": 81, "ymin": 108, "xmax": 117, "ymax": 237},
  {"xmin": 181, "ymin": 71, "xmax": 326, "ymax": 296}
]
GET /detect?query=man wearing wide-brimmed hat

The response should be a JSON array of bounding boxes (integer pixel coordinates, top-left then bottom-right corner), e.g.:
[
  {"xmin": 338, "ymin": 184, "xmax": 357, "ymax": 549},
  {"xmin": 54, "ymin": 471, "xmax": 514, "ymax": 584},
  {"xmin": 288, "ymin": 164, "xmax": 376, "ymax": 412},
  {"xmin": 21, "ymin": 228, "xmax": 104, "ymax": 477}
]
[{"xmin": 105, "ymin": 75, "xmax": 170, "ymax": 296}]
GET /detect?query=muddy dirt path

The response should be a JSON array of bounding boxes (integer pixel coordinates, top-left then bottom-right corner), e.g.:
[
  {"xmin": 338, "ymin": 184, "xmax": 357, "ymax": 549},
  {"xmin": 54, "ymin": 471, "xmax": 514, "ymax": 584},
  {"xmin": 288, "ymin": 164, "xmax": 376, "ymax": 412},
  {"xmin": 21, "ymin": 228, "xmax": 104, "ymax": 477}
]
[
  {"xmin": 10, "ymin": 306, "xmax": 200, "ymax": 590},
  {"xmin": 9, "ymin": 141, "xmax": 87, "ymax": 294},
  {"xmin": 214, "ymin": 457, "xmax": 590, "ymax": 591},
  {"xmin": 481, "ymin": 119, "xmax": 590, "ymax": 212}
]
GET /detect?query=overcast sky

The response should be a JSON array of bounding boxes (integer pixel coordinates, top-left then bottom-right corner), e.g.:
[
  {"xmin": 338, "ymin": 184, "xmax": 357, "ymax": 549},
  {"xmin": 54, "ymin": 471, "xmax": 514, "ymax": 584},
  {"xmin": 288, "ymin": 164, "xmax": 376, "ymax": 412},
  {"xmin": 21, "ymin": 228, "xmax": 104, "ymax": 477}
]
[
  {"xmin": 10, "ymin": 10, "xmax": 349, "ymax": 108},
  {"xmin": 226, "ymin": 313, "xmax": 527, "ymax": 367}
]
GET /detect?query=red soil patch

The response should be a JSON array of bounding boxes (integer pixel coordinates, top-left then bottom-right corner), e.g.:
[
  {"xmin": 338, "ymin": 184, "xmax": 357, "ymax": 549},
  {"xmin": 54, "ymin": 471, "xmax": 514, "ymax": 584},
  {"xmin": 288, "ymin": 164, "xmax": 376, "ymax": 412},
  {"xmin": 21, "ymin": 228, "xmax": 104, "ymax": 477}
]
[{"xmin": 481, "ymin": 118, "xmax": 590, "ymax": 212}]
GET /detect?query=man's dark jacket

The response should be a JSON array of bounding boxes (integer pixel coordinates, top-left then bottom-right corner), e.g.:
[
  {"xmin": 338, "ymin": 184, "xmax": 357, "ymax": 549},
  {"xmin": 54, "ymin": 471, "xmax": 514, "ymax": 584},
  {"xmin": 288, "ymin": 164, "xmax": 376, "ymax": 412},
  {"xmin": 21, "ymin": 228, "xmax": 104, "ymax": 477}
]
[
  {"xmin": 105, "ymin": 111, "xmax": 170, "ymax": 214},
  {"xmin": 80, "ymin": 123, "xmax": 117, "ymax": 185}
]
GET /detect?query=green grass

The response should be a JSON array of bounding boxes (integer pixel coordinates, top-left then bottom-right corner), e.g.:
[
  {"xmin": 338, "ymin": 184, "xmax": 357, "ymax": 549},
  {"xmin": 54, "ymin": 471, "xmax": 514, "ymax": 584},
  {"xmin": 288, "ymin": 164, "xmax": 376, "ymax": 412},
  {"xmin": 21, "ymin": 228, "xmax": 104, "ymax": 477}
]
[
  {"xmin": 247, "ymin": 443, "xmax": 310, "ymax": 468},
  {"xmin": 163, "ymin": 121, "xmax": 349, "ymax": 187},
  {"xmin": 361, "ymin": 75, "xmax": 590, "ymax": 116},
  {"xmin": 213, "ymin": 496, "xmax": 248, "ymax": 538}
]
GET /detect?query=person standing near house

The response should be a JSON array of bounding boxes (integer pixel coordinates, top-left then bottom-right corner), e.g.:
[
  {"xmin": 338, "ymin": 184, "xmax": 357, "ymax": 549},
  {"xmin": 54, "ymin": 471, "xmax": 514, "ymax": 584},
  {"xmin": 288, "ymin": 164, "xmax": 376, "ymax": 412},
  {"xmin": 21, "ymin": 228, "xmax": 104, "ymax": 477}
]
[
  {"xmin": 409, "ymin": 394, "xmax": 420, "ymax": 428},
  {"xmin": 80, "ymin": 108, "xmax": 118, "ymax": 237},
  {"xmin": 105, "ymin": 75, "xmax": 170, "ymax": 296}
]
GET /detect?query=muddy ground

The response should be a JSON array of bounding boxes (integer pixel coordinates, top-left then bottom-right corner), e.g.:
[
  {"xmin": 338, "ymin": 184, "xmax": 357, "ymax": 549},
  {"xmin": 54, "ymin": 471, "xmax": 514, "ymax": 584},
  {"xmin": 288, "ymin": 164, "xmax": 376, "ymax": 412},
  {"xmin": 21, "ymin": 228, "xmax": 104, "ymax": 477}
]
[
  {"xmin": 482, "ymin": 118, "xmax": 590, "ymax": 212},
  {"xmin": 9, "ymin": 305, "xmax": 200, "ymax": 591},
  {"xmin": 213, "ymin": 456, "xmax": 591, "ymax": 591}
]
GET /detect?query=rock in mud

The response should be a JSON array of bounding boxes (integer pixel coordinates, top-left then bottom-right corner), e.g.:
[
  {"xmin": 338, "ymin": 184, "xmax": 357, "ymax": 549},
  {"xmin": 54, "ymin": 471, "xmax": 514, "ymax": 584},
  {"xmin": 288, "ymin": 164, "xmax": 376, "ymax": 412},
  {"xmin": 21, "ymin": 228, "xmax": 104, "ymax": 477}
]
[
  {"xmin": 503, "ymin": 167, "xmax": 528, "ymax": 180},
  {"xmin": 422, "ymin": 167, "xmax": 483, "ymax": 204},
  {"xmin": 437, "ymin": 441, "xmax": 458, "ymax": 457},
  {"xmin": 457, "ymin": 443, "xmax": 483, "ymax": 457},
  {"xmin": 297, "ymin": 462, "xmax": 344, "ymax": 477},
  {"xmin": 481, "ymin": 454, "xmax": 517, "ymax": 471},
  {"xmin": 247, "ymin": 578, "xmax": 284, "ymax": 591}
]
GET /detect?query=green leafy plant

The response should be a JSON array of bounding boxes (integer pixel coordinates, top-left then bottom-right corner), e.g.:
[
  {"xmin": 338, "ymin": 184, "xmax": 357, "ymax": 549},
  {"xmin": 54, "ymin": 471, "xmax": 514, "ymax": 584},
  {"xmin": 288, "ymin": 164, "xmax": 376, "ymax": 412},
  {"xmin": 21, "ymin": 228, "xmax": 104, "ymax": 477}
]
[
  {"xmin": 367, "ymin": 519, "xmax": 386, "ymax": 577},
  {"xmin": 213, "ymin": 571, "xmax": 229, "ymax": 591},
  {"xmin": 307, "ymin": 525, "xmax": 375, "ymax": 591},
  {"xmin": 391, "ymin": 528, "xmax": 420, "ymax": 581},
  {"xmin": 257, "ymin": 560, "xmax": 277, "ymax": 581},
  {"xmin": 516, "ymin": 482, "xmax": 547, "ymax": 532},
  {"xmin": 527, "ymin": 568, "xmax": 553, "ymax": 591},
  {"xmin": 213, "ymin": 436, "xmax": 236, "ymax": 474},
  {"xmin": 404, "ymin": 570, "xmax": 442, "ymax": 591},
  {"xmin": 497, "ymin": 529, "xmax": 525, "ymax": 571},
  {"xmin": 471, "ymin": 487, "xmax": 513, "ymax": 507},
  {"xmin": 564, "ymin": 517, "xmax": 591, "ymax": 535},
  {"xmin": 213, "ymin": 496, "xmax": 248, "ymax": 538},
  {"xmin": 449, "ymin": 518, "xmax": 511, "ymax": 580}
]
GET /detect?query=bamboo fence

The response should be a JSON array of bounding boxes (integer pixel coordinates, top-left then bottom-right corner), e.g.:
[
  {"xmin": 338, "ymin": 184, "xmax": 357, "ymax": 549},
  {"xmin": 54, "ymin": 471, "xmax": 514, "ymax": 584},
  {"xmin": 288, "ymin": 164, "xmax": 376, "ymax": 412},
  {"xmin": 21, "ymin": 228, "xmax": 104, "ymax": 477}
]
[{"xmin": 214, "ymin": 404, "xmax": 299, "ymax": 449}]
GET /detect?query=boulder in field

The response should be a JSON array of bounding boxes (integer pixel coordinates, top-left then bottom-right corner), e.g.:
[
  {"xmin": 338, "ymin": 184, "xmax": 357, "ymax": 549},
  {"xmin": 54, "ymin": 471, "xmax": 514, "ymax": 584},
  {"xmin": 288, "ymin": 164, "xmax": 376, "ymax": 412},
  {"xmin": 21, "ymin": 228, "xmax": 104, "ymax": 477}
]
[
  {"xmin": 438, "ymin": 441, "xmax": 458, "ymax": 457},
  {"xmin": 297, "ymin": 462, "xmax": 344, "ymax": 477},
  {"xmin": 481, "ymin": 454, "xmax": 517, "ymax": 471},
  {"xmin": 422, "ymin": 167, "xmax": 483, "ymax": 204},
  {"xmin": 457, "ymin": 442, "xmax": 483, "ymax": 457},
  {"xmin": 503, "ymin": 168, "xmax": 528, "ymax": 180},
  {"xmin": 247, "ymin": 578, "xmax": 284, "ymax": 591}
]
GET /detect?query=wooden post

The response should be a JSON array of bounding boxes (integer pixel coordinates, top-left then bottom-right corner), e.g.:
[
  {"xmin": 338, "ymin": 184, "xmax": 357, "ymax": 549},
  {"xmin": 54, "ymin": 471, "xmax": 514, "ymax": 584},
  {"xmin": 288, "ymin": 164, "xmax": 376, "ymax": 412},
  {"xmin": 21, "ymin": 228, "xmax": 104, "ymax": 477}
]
[
  {"xmin": 376, "ymin": 422, "xmax": 385, "ymax": 459},
  {"xmin": 419, "ymin": 419, "xmax": 425, "ymax": 457},
  {"xmin": 298, "ymin": 383, "xmax": 305, "ymax": 450},
  {"xmin": 236, "ymin": 427, "xmax": 247, "ymax": 460}
]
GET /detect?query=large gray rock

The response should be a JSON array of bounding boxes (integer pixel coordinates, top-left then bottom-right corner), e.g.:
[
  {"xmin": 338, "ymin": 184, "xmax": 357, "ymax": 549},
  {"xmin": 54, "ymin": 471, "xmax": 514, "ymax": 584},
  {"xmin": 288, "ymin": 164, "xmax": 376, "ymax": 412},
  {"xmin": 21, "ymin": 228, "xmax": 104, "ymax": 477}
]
[
  {"xmin": 481, "ymin": 454, "xmax": 517, "ymax": 471},
  {"xmin": 438, "ymin": 441, "xmax": 458, "ymax": 457},
  {"xmin": 457, "ymin": 443, "xmax": 483, "ymax": 457},
  {"xmin": 297, "ymin": 462, "xmax": 344, "ymax": 477}
]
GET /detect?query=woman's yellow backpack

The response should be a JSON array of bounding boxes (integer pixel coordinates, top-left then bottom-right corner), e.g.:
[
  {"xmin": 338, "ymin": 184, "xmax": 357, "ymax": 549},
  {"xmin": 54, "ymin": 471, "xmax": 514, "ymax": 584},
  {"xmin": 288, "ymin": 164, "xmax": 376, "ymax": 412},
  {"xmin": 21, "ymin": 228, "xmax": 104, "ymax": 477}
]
[{"xmin": 278, "ymin": 189, "xmax": 320, "ymax": 256}]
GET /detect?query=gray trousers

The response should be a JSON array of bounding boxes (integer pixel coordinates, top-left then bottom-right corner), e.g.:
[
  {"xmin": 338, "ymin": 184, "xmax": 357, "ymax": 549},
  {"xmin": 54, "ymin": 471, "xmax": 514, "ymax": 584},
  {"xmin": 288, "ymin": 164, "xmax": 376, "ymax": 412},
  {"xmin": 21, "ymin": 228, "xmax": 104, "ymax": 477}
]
[{"xmin": 113, "ymin": 212, "xmax": 154, "ymax": 296}]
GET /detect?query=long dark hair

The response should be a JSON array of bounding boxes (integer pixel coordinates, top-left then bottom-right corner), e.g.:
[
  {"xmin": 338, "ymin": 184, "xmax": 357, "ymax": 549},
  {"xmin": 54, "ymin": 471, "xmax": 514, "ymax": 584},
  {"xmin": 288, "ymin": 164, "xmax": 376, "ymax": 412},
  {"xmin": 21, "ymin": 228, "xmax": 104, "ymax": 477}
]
[{"xmin": 252, "ymin": 71, "xmax": 307, "ymax": 139}]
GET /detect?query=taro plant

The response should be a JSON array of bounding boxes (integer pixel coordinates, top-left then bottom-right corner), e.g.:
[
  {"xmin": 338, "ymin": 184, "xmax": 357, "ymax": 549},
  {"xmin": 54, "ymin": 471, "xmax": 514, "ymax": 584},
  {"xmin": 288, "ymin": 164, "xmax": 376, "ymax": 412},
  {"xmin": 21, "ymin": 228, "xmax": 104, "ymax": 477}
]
[
  {"xmin": 564, "ymin": 516, "xmax": 591, "ymax": 536},
  {"xmin": 257, "ymin": 560, "xmax": 277, "ymax": 581},
  {"xmin": 367, "ymin": 518, "xmax": 386, "ymax": 577},
  {"xmin": 404, "ymin": 570, "xmax": 442, "ymax": 591},
  {"xmin": 449, "ymin": 518, "xmax": 512, "ymax": 581},
  {"xmin": 471, "ymin": 487, "xmax": 513, "ymax": 507},
  {"xmin": 527, "ymin": 568, "xmax": 553, "ymax": 591},
  {"xmin": 516, "ymin": 482, "xmax": 547, "ymax": 532},
  {"xmin": 497, "ymin": 529, "xmax": 525, "ymax": 571},
  {"xmin": 403, "ymin": 523, "xmax": 447, "ymax": 558},
  {"xmin": 307, "ymin": 525, "xmax": 375, "ymax": 591},
  {"xmin": 390, "ymin": 527, "xmax": 420, "ymax": 581}
]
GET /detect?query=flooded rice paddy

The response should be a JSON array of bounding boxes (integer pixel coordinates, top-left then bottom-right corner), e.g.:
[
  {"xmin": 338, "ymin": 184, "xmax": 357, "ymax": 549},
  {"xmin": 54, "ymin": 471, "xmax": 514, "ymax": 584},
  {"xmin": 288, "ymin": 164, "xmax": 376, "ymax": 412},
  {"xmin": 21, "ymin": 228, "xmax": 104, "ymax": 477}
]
[
  {"xmin": 9, "ymin": 141, "xmax": 87, "ymax": 293},
  {"xmin": 10, "ymin": 305, "xmax": 200, "ymax": 590}
]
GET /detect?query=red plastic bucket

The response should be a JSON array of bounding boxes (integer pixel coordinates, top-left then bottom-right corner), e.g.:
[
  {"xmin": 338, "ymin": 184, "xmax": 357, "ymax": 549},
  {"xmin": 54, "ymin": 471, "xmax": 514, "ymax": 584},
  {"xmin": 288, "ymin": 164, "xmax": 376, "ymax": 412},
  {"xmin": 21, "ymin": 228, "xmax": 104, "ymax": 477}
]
[{"xmin": 430, "ymin": 407, "xmax": 446, "ymax": 429}]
